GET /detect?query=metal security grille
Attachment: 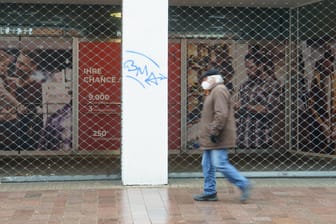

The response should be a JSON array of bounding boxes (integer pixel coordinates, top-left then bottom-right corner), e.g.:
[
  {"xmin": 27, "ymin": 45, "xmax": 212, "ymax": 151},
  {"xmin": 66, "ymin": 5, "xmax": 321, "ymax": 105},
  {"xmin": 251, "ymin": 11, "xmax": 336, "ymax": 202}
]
[
  {"xmin": 0, "ymin": 1, "xmax": 335, "ymax": 181},
  {"xmin": 0, "ymin": 3, "xmax": 122, "ymax": 181},
  {"xmin": 168, "ymin": 0, "xmax": 336, "ymax": 176}
]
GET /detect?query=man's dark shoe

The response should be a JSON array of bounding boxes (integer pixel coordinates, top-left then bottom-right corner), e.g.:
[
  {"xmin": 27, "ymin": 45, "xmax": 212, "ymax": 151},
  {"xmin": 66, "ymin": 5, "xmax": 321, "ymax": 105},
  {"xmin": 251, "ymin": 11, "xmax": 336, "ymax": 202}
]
[
  {"xmin": 240, "ymin": 182, "xmax": 252, "ymax": 203},
  {"xmin": 193, "ymin": 192, "xmax": 218, "ymax": 201}
]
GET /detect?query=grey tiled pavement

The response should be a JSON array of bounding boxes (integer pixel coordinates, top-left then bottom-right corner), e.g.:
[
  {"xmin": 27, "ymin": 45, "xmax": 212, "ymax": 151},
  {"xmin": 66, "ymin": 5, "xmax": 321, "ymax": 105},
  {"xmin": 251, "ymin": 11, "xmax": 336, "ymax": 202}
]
[{"xmin": 0, "ymin": 178, "xmax": 336, "ymax": 224}]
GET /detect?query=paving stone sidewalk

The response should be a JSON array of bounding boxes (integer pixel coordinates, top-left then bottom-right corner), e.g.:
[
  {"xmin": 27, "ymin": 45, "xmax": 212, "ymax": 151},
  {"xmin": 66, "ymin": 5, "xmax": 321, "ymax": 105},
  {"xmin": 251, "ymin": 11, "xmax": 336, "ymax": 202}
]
[{"xmin": 0, "ymin": 178, "xmax": 335, "ymax": 224}]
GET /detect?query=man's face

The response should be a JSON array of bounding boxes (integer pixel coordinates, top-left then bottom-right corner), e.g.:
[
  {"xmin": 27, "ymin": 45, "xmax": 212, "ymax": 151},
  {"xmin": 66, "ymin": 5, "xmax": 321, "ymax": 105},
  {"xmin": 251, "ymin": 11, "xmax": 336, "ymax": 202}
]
[
  {"xmin": 0, "ymin": 52, "xmax": 10, "ymax": 75},
  {"xmin": 0, "ymin": 59, "xmax": 9, "ymax": 74},
  {"xmin": 245, "ymin": 59, "xmax": 258, "ymax": 78},
  {"xmin": 323, "ymin": 58, "xmax": 334, "ymax": 75},
  {"xmin": 15, "ymin": 54, "xmax": 36, "ymax": 78}
]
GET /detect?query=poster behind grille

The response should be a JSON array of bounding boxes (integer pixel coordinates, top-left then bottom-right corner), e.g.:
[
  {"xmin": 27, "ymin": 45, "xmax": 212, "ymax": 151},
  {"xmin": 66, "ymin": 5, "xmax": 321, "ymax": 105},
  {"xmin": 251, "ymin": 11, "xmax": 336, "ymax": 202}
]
[
  {"xmin": 78, "ymin": 42, "xmax": 121, "ymax": 151},
  {"xmin": 0, "ymin": 38, "xmax": 72, "ymax": 151}
]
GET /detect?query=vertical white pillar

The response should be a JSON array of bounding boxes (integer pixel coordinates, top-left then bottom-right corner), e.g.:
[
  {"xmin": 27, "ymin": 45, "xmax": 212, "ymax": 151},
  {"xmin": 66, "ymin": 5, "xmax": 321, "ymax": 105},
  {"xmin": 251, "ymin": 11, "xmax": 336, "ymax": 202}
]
[{"xmin": 121, "ymin": 0, "xmax": 168, "ymax": 185}]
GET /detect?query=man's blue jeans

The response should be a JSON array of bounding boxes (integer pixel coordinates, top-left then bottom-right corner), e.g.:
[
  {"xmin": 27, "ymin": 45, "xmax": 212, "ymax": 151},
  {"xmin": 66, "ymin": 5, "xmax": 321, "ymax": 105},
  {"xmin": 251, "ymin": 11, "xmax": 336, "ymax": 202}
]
[{"xmin": 202, "ymin": 149, "xmax": 248, "ymax": 195}]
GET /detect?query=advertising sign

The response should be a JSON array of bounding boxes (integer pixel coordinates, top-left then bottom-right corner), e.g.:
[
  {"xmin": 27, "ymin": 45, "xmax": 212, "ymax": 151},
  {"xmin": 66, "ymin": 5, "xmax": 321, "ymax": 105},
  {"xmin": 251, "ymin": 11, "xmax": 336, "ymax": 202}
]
[{"xmin": 78, "ymin": 42, "xmax": 121, "ymax": 150}]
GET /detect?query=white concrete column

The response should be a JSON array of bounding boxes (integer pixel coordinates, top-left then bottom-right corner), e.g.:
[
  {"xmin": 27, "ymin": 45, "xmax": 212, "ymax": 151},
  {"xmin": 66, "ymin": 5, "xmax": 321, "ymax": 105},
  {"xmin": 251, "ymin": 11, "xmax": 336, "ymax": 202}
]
[{"xmin": 121, "ymin": 0, "xmax": 168, "ymax": 185}]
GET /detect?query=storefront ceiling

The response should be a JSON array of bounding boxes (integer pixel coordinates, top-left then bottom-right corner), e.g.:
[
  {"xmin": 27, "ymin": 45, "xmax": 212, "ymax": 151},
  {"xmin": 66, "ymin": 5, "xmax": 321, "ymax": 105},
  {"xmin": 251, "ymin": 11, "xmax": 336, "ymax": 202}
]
[
  {"xmin": 0, "ymin": 0, "xmax": 322, "ymax": 8},
  {"xmin": 170, "ymin": 0, "xmax": 322, "ymax": 8}
]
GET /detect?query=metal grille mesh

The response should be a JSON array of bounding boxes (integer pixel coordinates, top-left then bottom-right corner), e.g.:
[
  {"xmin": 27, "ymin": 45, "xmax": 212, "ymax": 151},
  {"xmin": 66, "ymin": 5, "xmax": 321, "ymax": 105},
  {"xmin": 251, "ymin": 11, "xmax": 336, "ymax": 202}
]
[
  {"xmin": 168, "ymin": 0, "xmax": 336, "ymax": 175},
  {"xmin": 0, "ymin": 1, "xmax": 335, "ymax": 181},
  {"xmin": 0, "ymin": 3, "xmax": 122, "ymax": 179}
]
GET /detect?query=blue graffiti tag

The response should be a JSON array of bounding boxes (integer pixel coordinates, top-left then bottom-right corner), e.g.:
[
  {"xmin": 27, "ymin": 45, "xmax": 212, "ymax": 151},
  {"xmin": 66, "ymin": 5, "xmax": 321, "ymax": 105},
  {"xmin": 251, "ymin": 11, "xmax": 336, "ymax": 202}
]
[{"xmin": 123, "ymin": 50, "xmax": 167, "ymax": 88}]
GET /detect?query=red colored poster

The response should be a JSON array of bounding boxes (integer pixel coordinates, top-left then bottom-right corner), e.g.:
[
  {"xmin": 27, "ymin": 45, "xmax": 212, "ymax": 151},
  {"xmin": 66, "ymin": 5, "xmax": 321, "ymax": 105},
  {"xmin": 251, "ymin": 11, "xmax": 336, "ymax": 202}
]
[
  {"xmin": 78, "ymin": 41, "xmax": 181, "ymax": 151},
  {"xmin": 78, "ymin": 42, "xmax": 121, "ymax": 150},
  {"xmin": 168, "ymin": 43, "xmax": 182, "ymax": 150}
]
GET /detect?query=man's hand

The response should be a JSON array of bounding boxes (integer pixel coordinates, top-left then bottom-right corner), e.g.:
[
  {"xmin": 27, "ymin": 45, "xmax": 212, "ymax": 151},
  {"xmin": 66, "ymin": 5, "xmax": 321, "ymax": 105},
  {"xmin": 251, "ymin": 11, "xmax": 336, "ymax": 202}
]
[
  {"xmin": 210, "ymin": 135, "xmax": 218, "ymax": 143},
  {"xmin": 247, "ymin": 104, "xmax": 267, "ymax": 113}
]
